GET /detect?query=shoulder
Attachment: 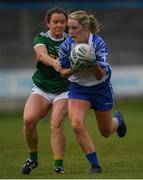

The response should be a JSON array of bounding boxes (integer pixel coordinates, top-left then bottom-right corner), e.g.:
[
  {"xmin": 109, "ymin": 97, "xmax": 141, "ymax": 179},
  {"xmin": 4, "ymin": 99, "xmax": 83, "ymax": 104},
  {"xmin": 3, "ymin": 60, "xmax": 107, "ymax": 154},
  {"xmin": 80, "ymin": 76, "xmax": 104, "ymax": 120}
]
[
  {"xmin": 92, "ymin": 34, "xmax": 105, "ymax": 44},
  {"xmin": 60, "ymin": 36, "xmax": 76, "ymax": 54},
  {"xmin": 34, "ymin": 31, "xmax": 49, "ymax": 39},
  {"xmin": 63, "ymin": 32, "xmax": 69, "ymax": 39},
  {"xmin": 61, "ymin": 36, "xmax": 73, "ymax": 46},
  {"xmin": 91, "ymin": 34, "xmax": 107, "ymax": 50},
  {"xmin": 59, "ymin": 36, "xmax": 74, "ymax": 57},
  {"xmin": 33, "ymin": 31, "xmax": 50, "ymax": 46}
]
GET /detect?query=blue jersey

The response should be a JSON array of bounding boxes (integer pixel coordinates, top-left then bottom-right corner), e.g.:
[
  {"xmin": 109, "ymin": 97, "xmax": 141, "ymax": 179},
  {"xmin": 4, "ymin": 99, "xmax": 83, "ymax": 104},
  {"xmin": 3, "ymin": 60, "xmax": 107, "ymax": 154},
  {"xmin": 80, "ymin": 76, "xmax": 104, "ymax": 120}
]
[
  {"xmin": 59, "ymin": 33, "xmax": 112, "ymax": 86},
  {"xmin": 59, "ymin": 33, "xmax": 114, "ymax": 111}
]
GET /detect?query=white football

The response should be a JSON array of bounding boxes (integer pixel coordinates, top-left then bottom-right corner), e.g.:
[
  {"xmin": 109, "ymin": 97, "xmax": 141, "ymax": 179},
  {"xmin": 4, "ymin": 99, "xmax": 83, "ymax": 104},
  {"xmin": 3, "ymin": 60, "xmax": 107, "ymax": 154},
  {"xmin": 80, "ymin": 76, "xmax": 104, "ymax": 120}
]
[{"xmin": 70, "ymin": 43, "xmax": 96, "ymax": 64}]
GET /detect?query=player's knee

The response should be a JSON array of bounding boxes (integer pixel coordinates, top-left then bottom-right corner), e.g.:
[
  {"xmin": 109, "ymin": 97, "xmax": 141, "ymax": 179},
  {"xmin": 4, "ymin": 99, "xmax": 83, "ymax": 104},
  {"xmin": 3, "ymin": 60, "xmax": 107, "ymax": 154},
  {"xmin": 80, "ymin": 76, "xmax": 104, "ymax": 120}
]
[
  {"xmin": 23, "ymin": 115, "xmax": 36, "ymax": 130},
  {"xmin": 71, "ymin": 121, "xmax": 85, "ymax": 135},
  {"xmin": 51, "ymin": 116, "xmax": 64, "ymax": 132},
  {"xmin": 51, "ymin": 122, "xmax": 62, "ymax": 132}
]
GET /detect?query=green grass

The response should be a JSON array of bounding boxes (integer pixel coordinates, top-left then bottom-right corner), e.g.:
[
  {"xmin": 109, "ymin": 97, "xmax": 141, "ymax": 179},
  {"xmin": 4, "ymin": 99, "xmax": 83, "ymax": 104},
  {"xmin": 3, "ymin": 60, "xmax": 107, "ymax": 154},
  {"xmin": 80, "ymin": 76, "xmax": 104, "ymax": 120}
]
[{"xmin": 0, "ymin": 98, "xmax": 143, "ymax": 179}]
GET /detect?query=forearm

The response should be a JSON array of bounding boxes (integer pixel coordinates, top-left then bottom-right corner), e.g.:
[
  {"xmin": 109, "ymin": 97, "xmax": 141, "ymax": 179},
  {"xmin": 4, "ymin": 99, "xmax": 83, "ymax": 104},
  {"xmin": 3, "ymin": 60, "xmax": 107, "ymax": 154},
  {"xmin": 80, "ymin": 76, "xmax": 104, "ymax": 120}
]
[{"xmin": 91, "ymin": 64, "xmax": 106, "ymax": 80}]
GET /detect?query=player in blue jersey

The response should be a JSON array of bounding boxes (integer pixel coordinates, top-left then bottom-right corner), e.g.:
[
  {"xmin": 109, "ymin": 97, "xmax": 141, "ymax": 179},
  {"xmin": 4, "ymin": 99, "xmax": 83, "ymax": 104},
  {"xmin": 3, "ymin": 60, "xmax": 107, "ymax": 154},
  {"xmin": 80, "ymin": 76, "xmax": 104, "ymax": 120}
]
[
  {"xmin": 59, "ymin": 10, "xmax": 127, "ymax": 173},
  {"xmin": 21, "ymin": 7, "xmax": 69, "ymax": 175}
]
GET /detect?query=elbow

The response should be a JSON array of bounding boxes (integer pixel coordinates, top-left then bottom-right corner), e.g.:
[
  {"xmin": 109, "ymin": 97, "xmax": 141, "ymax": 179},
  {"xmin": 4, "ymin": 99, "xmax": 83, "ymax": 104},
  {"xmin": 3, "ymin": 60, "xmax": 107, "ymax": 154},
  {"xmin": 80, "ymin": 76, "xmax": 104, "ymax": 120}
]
[
  {"xmin": 96, "ymin": 69, "xmax": 106, "ymax": 80},
  {"xmin": 36, "ymin": 53, "xmax": 43, "ymax": 62},
  {"xmin": 39, "ymin": 53, "xmax": 44, "ymax": 60},
  {"xmin": 95, "ymin": 72, "xmax": 105, "ymax": 80},
  {"xmin": 96, "ymin": 74, "xmax": 104, "ymax": 80}
]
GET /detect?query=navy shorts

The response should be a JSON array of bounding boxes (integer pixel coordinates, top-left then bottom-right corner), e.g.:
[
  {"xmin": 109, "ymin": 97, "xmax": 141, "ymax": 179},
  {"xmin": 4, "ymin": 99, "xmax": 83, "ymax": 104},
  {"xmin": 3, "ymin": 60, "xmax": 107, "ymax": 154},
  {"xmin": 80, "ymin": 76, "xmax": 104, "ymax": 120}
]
[{"xmin": 68, "ymin": 82, "xmax": 114, "ymax": 111}]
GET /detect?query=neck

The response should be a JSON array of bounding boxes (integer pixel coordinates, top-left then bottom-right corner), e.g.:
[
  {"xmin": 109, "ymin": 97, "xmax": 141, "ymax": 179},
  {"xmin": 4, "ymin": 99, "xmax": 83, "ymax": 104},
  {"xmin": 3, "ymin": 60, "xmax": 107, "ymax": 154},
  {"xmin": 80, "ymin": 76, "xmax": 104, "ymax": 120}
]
[
  {"xmin": 48, "ymin": 31, "xmax": 64, "ymax": 41},
  {"xmin": 78, "ymin": 32, "xmax": 90, "ymax": 44}
]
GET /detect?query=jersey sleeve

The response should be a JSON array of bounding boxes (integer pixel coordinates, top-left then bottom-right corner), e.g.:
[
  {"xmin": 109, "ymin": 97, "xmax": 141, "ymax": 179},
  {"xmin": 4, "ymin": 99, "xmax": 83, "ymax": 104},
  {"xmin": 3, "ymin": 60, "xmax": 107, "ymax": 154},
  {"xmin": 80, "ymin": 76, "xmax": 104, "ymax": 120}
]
[
  {"xmin": 95, "ymin": 36, "xmax": 111, "ymax": 73},
  {"xmin": 33, "ymin": 32, "xmax": 46, "ymax": 47},
  {"xmin": 58, "ymin": 39, "xmax": 71, "ymax": 68}
]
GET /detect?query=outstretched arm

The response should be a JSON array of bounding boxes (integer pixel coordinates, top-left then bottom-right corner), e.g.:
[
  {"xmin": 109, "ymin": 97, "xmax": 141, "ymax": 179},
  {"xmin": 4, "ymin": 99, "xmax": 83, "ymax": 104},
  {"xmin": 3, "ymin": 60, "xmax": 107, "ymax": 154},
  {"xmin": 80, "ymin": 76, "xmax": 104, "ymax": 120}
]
[{"xmin": 34, "ymin": 45, "xmax": 62, "ymax": 72}]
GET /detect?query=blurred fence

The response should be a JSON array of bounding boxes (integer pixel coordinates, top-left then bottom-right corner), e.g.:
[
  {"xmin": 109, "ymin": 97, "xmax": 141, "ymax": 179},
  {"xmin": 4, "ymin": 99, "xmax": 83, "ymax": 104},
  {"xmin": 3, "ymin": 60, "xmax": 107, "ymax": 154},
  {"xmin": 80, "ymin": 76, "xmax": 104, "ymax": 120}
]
[
  {"xmin": 0, "ymin": 1, "xmax": 143, "ymax": 68},
  {"xmin": 0, "ymin": 1, "xmax": 143, "ymax": 111}
]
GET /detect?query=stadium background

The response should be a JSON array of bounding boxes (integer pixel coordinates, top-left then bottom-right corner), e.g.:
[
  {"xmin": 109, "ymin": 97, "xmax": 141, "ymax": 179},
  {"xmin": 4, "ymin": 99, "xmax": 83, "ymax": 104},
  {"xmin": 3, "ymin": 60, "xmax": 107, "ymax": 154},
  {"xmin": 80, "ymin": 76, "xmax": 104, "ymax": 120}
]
[
  {"xmin": 0, "ymin": 0, "xmax": 143, "ymax": 179},
  {"xmin": 0, "ymin": 0, "xmax": 143, "ymax": 111}
]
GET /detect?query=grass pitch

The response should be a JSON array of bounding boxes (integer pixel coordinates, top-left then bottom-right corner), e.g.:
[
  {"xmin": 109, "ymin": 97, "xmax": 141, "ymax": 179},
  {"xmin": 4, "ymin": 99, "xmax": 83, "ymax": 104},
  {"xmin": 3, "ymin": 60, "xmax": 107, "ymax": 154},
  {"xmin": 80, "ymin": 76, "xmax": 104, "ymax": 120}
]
[{"xmin": 0, "ymin": 98, "xmax": 143, "ymax": 179}]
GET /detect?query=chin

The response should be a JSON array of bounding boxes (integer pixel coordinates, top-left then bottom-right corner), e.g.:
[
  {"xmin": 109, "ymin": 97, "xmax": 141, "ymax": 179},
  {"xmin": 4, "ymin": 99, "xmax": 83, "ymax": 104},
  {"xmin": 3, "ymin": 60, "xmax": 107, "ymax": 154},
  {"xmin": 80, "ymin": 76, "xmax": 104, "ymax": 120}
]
[{"xmin": 72, "ymin": 37, "xmax": 78, "ymax": 42}]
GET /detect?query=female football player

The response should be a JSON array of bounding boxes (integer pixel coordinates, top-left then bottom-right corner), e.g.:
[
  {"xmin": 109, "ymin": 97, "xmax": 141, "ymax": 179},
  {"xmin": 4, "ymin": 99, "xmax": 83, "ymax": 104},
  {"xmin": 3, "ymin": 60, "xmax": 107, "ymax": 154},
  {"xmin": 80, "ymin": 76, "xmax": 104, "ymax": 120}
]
[
  {"xmin": 21, "ymin": 7, "xmax": 69, "ymax": 174},
  {"xmin": 59, "ymin": 10, "xmax": 127, "ymax": 173}
]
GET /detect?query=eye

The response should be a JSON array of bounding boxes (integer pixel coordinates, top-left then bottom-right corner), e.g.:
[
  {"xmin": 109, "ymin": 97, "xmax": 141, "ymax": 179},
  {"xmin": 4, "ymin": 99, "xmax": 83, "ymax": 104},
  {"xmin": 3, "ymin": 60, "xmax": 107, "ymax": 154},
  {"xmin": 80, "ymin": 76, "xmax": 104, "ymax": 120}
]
[{"xmin": 52, "ymin": 21, "xmax": 58, "ymax": 24}]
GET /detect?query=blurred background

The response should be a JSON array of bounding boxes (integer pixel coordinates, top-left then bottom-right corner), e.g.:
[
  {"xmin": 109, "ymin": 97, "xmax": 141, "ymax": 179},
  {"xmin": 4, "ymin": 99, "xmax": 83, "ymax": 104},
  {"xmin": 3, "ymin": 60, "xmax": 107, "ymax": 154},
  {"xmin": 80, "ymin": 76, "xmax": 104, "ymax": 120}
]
[
  {"xmin": 0, "ymin": 0, "xmax": 143, "ymax": 112},
  {"xmin": 1, "ymin": 2, "xmax": 143, "ymax": 179}
]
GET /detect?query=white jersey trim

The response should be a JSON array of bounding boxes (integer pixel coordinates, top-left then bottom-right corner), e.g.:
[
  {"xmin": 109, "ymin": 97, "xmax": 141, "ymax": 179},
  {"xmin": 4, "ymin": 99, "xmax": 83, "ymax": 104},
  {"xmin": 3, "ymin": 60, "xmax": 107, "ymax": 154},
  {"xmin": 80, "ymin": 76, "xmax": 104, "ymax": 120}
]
[{"xmin": 34, "ymin": 43, "xmax": 46, "ymax": 48}]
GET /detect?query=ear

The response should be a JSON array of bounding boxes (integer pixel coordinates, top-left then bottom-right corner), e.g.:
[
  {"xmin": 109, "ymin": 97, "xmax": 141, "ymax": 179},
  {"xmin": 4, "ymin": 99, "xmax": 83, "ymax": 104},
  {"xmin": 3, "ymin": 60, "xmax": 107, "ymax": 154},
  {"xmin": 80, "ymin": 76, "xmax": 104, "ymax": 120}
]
[
  {"xmin": 46, "ymin": 22, "xmax": 50, "ymax": 28},
  {"xmin": 82, "ymin": 24, "xmax": 89, "ymax": 31}
]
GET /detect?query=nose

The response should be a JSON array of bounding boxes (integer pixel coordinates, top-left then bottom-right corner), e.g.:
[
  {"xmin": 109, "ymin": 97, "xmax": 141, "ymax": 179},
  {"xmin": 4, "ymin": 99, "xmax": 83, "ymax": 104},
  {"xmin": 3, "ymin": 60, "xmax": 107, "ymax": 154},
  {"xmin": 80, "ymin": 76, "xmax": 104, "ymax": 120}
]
[{"xmin": 57, "ymin": 22, "xmax": 63, "ymax": 27}]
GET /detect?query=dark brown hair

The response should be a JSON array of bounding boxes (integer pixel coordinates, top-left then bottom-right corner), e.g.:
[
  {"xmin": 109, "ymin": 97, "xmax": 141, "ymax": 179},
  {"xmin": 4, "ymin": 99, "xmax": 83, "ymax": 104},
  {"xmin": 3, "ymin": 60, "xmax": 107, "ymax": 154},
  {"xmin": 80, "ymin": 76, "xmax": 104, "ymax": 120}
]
[{"xmin": 44, "ymin": 7, "xmax": 68, "ymax": 23}]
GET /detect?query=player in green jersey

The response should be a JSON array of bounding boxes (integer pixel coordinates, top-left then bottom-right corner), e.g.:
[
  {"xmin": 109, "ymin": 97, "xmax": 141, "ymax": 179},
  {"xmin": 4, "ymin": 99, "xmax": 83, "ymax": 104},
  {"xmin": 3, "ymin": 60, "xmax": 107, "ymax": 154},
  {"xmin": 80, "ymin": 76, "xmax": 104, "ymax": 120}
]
[{"xmin": 21, "ymin": 7, "xmax": 69, "ymax": 174}]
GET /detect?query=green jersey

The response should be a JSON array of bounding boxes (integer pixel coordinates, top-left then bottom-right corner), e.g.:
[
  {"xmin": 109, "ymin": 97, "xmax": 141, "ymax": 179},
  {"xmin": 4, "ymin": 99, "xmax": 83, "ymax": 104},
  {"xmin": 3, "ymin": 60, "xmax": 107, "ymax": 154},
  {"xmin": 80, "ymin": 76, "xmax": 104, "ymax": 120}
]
[{"xmin": 32, "ymin": 31, "xmax": 69, "ymax": 94}]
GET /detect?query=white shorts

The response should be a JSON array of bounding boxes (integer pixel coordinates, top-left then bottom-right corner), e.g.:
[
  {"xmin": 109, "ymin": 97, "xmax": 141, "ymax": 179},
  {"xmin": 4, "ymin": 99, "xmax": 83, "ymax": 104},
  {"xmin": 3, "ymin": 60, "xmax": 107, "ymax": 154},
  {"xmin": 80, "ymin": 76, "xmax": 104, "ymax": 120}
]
[{"xmin": 32, "ymin": 84, "xmax": 68, "ymax": 103}]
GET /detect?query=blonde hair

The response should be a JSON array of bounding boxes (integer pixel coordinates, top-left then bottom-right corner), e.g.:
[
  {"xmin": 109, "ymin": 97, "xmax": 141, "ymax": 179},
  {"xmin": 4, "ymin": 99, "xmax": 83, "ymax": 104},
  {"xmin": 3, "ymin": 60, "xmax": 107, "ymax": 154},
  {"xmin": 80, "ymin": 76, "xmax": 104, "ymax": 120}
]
[{"xmin": 68, "ymin": 10, "xmax": 102, "ymax": 33}]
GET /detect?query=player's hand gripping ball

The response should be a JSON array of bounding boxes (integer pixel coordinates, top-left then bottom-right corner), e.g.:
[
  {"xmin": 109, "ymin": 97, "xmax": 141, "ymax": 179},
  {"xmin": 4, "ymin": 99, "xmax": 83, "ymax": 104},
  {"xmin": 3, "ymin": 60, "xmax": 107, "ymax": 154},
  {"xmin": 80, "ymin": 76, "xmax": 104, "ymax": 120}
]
[{"xmin": 70, "ymin": 43, "xmax": 96, "ymax": 72}]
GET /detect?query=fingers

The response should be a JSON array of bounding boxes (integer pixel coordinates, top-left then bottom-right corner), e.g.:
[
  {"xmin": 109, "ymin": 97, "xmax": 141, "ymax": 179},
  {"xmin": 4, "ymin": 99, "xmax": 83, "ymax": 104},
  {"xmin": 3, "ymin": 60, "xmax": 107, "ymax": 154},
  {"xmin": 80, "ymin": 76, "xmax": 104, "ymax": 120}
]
[{"xmin": 53, "ymin": 60, "xmax": 62, "ymax": 72}]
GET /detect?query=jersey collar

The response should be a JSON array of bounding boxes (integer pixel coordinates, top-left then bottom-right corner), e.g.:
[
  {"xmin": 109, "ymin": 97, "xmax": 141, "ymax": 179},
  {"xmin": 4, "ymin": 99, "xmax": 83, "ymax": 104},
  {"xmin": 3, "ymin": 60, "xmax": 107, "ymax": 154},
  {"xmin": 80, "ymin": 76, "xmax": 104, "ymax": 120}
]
[{"xmin": 48, "ymin": 31, "xmax": 64, "ymax": 41}]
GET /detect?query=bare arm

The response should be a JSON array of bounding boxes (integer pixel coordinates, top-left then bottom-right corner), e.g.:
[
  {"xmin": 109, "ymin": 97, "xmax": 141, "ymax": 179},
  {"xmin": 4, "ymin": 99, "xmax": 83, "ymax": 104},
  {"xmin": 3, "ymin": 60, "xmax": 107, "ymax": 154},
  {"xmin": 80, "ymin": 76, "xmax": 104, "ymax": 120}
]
[
  {"xmin": 34, "ymin": 45, "xmax": 62, "ymax": 71},
  {"xmin": 60, "ymin": 63, "xmax": 106, "ymax": 80},
  {"xmin": 90, "ymin": 64, "xmax": 106, "ymax": 80}
]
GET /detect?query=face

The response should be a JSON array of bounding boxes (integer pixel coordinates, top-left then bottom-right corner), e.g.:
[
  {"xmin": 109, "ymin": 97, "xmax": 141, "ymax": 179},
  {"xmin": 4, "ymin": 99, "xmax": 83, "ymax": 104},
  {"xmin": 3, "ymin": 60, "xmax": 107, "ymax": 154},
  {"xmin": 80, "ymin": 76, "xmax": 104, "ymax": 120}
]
[
  {"xmin": 47, "ymin": 13, "xmax": 67, "ymax": 38},
  {"xmin": 68, "ymin": 18, "xmax": 88, "ymax": 43}
]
